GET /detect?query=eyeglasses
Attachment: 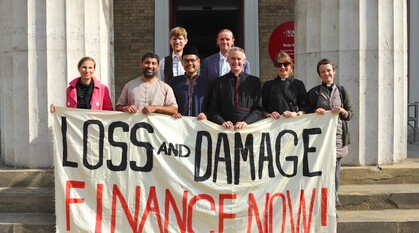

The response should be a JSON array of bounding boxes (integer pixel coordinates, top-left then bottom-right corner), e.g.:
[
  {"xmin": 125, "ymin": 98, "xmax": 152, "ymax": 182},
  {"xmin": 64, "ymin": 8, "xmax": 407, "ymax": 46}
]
[
  {"xmin": 274, "ymin": 62, "xmax": 291, "ymax": 68},
  {"xmin": 183, "ymin": 59, "xmax": 198, "ymax": 64}
]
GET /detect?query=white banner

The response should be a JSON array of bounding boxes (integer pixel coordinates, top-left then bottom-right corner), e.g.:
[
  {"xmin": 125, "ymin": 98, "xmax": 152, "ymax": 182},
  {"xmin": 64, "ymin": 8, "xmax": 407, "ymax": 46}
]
[{"xmin": 53, "ymin": 107, "xmax": 338, "ymax": 233}]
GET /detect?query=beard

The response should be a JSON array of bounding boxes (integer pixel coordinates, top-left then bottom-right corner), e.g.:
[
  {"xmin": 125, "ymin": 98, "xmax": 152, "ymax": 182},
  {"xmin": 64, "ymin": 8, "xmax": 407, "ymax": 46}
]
[{"xmin": 142, "ymin": 68, "xmax": 157, "ymax": 79}]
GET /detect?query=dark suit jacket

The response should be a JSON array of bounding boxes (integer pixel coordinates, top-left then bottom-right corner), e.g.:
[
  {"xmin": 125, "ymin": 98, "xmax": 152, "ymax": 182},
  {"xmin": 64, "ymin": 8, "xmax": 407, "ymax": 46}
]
[
  {"xmin": 207, "ymin": 72, "xmax": 262, "ymax": 125},
  {"xmin": 201, "ymin": 52, "xmax": 251, "ymax": 81}
]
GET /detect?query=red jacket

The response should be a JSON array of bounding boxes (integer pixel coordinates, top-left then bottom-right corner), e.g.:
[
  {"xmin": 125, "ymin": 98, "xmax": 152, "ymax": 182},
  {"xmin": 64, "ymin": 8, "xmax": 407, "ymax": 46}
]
[{"xmin": 66, "ymin": 76, "xmax": 113, "ymax": 110}]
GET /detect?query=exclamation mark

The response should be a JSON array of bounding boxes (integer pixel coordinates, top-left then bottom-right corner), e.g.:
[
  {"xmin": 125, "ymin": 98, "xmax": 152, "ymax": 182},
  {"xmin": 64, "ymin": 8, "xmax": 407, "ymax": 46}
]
[{"xmin": 321, "ymin": 188, "xmax": 328, "ymax": 226}]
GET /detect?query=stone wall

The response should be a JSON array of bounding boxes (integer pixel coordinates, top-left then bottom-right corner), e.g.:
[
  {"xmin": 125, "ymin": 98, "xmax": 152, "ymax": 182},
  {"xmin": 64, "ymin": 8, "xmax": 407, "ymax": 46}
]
[
  {"xmin": 258, "ymin": 0, "xmax": 294, "ymax": 84},
  {"xmin": 114, "ymin": 0, "xmax": 155, "ymax": 102}
]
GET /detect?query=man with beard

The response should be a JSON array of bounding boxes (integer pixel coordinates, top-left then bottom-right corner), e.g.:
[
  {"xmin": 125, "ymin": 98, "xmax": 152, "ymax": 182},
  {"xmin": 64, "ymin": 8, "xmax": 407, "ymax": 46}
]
[
  {"xmin": 207, "ymin": 47, "xmax": 262, "ymax": 130},
  {"xmin": 116, "ymin": 52, "xmax": 178, "ymax": 115}
]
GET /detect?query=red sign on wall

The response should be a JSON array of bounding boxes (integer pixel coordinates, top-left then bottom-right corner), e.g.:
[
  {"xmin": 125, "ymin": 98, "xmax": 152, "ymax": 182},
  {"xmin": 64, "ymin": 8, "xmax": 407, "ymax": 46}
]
[{"xmin": 268, "ymin": 21, "xmax": 295, "ymax": 63}]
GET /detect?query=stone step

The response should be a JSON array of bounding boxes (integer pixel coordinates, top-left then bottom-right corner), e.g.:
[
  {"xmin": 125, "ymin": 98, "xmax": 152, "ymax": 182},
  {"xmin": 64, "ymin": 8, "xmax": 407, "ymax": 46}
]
[
  {"xmin": 0, "ymin": 213, "xmax": 55, "ymax": 233},
  {"xmin": 336, "ymin": 209, "xmax": 419, "ymax": 233},
  {"xmin": 1, "ymin": 211, "xmax": 418, "ymax": 233},
  {"xmin": 0, "ymin": 164, "xmax": 53, "ymax": 188},
  {"xmin": 340, "ymin": 158, "xmax": 419, "ymax": 185},
  {"xmin": 338, "ymin": 183, "xmax": 419, "ymax": 211},
  {"xmin": 0, "ymin": 187, "xmax": 54, "ymax": 213}
]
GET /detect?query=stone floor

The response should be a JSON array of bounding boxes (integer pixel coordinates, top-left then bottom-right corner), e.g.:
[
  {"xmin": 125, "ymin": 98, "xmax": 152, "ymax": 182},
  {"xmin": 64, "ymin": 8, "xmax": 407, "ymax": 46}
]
[{"xmin": 408, "ymin": 141, "xmax": 419, "ymax": 158}]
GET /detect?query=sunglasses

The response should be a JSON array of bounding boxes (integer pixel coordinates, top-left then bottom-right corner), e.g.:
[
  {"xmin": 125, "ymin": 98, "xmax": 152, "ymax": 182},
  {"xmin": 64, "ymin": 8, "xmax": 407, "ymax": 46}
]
[{"xmin": 274, "ymin": 62, "xmax": 291, "ymax": 68}]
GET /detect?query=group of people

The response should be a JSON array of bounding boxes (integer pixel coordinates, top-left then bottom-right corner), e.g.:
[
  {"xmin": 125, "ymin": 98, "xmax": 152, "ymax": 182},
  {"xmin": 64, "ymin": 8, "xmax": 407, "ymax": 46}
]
[{"xmin": 50, "ymin": 27, "xmax": 353, "ymax": 209}]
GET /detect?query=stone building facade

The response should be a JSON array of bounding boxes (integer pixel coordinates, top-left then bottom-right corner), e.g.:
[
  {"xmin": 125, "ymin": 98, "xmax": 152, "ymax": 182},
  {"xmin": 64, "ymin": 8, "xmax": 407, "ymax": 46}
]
[
  {"xmin": 0, "ymin": 0, "xmax": 416, "ymax": 168},
  {"xmin": 113, "ymin": 0, "xmax": 295, "ymax": 101}
]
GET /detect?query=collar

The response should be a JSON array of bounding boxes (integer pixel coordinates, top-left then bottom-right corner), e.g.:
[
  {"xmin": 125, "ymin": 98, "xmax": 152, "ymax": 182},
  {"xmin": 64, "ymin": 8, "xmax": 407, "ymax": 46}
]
[
  {"xmin": 219, "ymin": 52, "xmax": 227, "ymax": 61},
  {"xmin": 172, "ymin": 52, "xmax": 181, "ymax": 61},
  {"xmin": 322, "ymin": 82, "xmax": 334, "ymax": 88},
  {"xmin": 229, "ymin": 71, "xmax": 242, "ymax": 78},
  {"xmin": 69, "ymin": 76, "xmax": 100, "ymax": 88},
  {"xmin": 184, "ymin": 73, "xmax": 199, "ymax": 79},
  {"xmin": 275, "ymin": 75, "xmax": 291, "ymax": 82}
]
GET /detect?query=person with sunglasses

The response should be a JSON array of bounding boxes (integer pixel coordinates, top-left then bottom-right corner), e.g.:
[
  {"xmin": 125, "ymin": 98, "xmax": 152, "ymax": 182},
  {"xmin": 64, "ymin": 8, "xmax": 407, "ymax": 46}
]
[
  {"xmin": 262, "ymin": 52, "xmax": 307, "ymax": 119},
  {"xmin": 170, "ymin": 45, "xmax": 212, "ymax": 120}
]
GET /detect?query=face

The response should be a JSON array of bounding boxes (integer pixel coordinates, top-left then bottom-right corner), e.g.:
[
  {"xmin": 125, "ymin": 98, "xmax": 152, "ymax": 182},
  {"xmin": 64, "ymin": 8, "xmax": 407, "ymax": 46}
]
[
  {"xmin": 169, "ymin": 35, "xmax": 188, "ymax": 53},
  {"xmin": 217, "ymin": 31, "xmax": 235, "ymax": 53},
  {"xmin": 228, "ymin": 50, "xmax": 246, "ymax": 74},
  {"xmin": 141, "ymin": 57, "xmax": 159, "ymax": 79},
  {"xmin": 318, "ymin": 64, "xmax": 335, "ymax": 84},
  {"xmin": 181, "ymin": 54, "xmax": 200, "ymax": 76},
  {"xmin": 78, "ymin": 61, "xmax": 95, "ymax": 81},
  {"xmin": 275, "ymin": 57, "xmax": 292, "ymax": 79}
]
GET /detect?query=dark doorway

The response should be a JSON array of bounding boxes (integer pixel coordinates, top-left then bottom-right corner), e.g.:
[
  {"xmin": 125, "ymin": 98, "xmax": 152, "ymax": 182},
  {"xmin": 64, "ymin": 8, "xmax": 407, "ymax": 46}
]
[{"xmin": 171, "ymin": 0, "xmax": 243, "ymax": 60}]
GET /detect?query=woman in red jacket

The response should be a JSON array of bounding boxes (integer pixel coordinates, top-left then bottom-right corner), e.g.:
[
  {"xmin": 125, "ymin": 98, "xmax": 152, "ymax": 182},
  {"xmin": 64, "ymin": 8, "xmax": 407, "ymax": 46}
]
[{"xmin": 50, "ymin": 57, "xmax": 113, "ymax": 112}]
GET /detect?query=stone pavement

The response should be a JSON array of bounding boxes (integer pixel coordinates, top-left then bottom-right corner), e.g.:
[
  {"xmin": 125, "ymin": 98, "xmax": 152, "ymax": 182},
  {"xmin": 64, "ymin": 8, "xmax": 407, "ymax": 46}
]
[
  {"xmin": 408, "ymin": 141, "xmax": 419, "ymax": 158},
  {"xmin": 336, "ymin": 140, "xmax": 419, "ymax": 233}
]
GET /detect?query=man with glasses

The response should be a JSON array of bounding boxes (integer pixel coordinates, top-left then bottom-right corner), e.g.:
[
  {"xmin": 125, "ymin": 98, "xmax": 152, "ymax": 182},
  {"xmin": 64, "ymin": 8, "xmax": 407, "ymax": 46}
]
[{"xmin": 170, "ymin": 45, "xmax": 212, "ymax": 120}]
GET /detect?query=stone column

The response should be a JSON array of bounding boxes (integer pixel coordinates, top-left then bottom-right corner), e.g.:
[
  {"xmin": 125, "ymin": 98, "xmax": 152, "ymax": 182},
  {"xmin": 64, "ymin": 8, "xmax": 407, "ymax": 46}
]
[
  {"xmin": 295, "ymin": 0, "xmax": 408, "ymax": 165},
  {"xmin": 0, "ymin": 0, "xmax": 114, "ymax": 168}
]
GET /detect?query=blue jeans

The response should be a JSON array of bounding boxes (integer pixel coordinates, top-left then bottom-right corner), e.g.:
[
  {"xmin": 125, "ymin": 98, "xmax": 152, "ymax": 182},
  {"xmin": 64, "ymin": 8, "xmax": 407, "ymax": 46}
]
[{"xmin": 335, "ymin": 157, "xmax": 343, "ymax": 199}]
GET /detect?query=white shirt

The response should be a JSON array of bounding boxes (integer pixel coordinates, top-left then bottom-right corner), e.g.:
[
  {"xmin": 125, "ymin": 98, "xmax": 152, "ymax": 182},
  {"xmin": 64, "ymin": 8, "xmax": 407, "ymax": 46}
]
[
  {"xmin": 219, "ymin": 52, "xmax": 230, "ymax": 76},
  {"xmin": 117, "ymin": 77, "xmax": 178, "ymax": 110},
  {"xmin": 156, "ymin": 52, "xmax": 185, "ymax": 82}
]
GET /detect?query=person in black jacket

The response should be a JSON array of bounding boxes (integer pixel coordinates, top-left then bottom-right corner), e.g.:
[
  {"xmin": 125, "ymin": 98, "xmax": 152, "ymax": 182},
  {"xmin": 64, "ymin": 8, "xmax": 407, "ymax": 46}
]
[
  {"xmin": 262, "ymin": 52, "xmax": 307, "ymax": 119},
  {"xmin": 207, "ymin": 47, "xmax": 262, "ymax": 130}
]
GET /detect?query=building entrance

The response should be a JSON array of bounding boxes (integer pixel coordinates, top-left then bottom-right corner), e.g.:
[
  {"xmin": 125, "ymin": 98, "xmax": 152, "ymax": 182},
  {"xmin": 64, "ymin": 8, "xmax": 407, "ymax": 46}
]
[{"xmin": 171, "ymin": 0, "xmax": 243, "ymax": 60}]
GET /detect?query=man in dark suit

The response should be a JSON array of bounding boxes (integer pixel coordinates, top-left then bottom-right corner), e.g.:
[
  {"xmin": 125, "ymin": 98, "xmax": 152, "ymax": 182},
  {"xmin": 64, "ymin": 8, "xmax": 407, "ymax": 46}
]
[
  {"xmin": 207, "ymin": 47, "xmax": 262, "ymax": 130},
  {"xmin": 201, "ymin": 29, "xmax": 250, "ymax": 81}
]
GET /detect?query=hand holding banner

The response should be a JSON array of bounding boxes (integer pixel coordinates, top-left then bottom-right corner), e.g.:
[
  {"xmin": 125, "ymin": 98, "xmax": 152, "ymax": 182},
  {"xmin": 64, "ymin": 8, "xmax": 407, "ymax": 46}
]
[{"xmin": 53, "ymin": 107, "xmax": 338, "ymax": 233}]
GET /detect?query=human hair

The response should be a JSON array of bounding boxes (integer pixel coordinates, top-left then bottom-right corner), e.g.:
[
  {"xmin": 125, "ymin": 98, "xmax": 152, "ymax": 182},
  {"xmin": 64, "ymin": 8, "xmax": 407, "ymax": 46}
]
[
  {"xmin": 217, "ymin": 29, "xmax": 235, "ymax": 39},
  {"xmin": 169, "ymin": 27, "xmax": 187, "ymax": 39},
  {"xmin": 275, "ymin": 52, "xmax": 294, "ymax": 76},
  {"xmin": 141, "ymin": 53, "xmax": 160, "ymax": 63},
  {"xmin": 227, "ymin": 47, "xmax": 246, "ymax": 59},
  {"xmin": 77, "ymin": 57, "xmax": 96, "ymax": 69},
  {"xmin": 317, "ymin": 58, "xmax": 335, "ymax": 75}
]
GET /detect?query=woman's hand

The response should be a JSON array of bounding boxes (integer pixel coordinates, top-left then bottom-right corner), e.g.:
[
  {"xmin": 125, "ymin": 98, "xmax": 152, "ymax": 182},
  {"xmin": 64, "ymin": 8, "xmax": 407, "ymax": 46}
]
[
  {"xmin": 270, "ymin": 111, "xmax": 281, "ymax": 119},
  {"xmin": 50, "ymin": 104, "xmax": 55, "ymax": 113},
  {"xmin": 331, "ymin": 106, "xmax": 346, "ymax": 115},
  {"xmin": 283, "ymin": 111, "xmax": 298, "ymax": 118},
  {"xmin": 315, "ymin": 108, "xmax": 326, "ymax": 115}
]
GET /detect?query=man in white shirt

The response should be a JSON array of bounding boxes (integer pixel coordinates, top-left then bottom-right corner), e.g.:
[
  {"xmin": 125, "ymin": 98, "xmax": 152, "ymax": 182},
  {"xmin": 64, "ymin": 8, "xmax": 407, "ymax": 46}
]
[
  {"xmin": 117, "ymin": 52, "xmax": 178, "ymax": 115},
  {"xmin": 201, "ymin": 29, "xmax": 251, "ymax": 81},
  {"xmin": 156, "ymin": 27, "xmax": 188, "ymax": 84}
]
